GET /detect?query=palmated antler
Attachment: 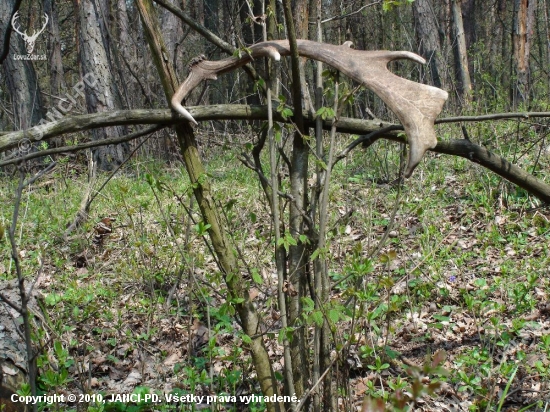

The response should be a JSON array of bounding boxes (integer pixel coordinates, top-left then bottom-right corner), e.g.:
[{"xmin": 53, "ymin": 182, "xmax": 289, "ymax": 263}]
[{"xmin": 172, "ymin": 40, "xmax": 448, "ymax": 176}]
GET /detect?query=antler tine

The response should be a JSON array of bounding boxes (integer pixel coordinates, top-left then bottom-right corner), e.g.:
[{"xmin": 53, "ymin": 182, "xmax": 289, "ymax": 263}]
[
  {"xmin": 171, "ymin": 49, "xmax": 281, "ymax": 125},
  {"xmin": 264, "ymin": 46, "xmax": 281, "ymax": 61},
  {"xmin": 172, "ymin": 41, "xmax": 447, "ymax": 172},
  {"xmin": 171, "ymin": 71, "xmax": 202, "ymax": 125}
]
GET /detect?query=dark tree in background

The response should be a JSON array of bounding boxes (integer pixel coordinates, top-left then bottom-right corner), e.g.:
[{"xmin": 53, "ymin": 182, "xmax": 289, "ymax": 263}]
[
  {"xmin": 2, "ymin": 2, "xmax": 550, "ymax": 412},
  {"xmin": 0, "ymin": 0, "xmax": 45, "ymax": 131},
  {"xmin": 412, "ymin": 0, "xmax": 446, "ymax": 88},
  {"xmin": 77, "ymin": 0, "xmax": 129, "ymax": 170}
]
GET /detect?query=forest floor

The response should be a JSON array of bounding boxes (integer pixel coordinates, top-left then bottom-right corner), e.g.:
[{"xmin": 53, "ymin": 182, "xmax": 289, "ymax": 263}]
[{"xmin": 1, "ymin": 125, "xmax": 550, "ymax": 411}]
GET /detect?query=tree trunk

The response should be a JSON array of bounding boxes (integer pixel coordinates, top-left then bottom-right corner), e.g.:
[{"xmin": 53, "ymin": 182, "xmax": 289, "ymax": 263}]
[
  {"xmin": 135, "ymin": 1, "xmax": 280, "ymax": 410},
  {"xmin": 512, "ymin": 0, "xmax": 537, "ymax": 108},
  {"xmin": 413, "ymin": 0, "xmax": 445, "ymax": 88},
  {"xmin": 452, "ymin": 0, "xmax": 472, "ymax": 102},
  {"xmin": 0, "ymin": 0, "xmax": 45, "ymax": 131},
  {"xmin": 461, "ymin": 0, "xmax": 476, "ymax": 48},
  {"xmin": 489, "ymin": 0, "xmax": 506, "ymax": 78},
  {"xmin": 283, "ymin": 0, "xmax": 309, "ymax": 400},
  {"xmin": 77, "ymin": 0, "xmax": 129, "ymax": 170},
  {"xmin": 43, "ymin": 0, "xmax": 66, "ymax": 97},
  {"xmin": 295, "ymin": 0, "xmax": 313, "ymax": 111}
]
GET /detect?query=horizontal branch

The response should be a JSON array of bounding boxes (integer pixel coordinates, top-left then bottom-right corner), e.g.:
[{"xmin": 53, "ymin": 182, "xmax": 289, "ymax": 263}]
[
  {"xmin": 349, "ymin": 132, "xmax": 550, "ymax": 203},
  {"xmin": 0, "ymin": 105, "xmax": 395, "ymax": 153},
  {"xmin": 435, "ymin": 112, "xmax": 550, "ymax": 124},
  {"xmin": 0, "ymin": 125, "xmax": 165, "ymax": 167},
  {"xmin": 1, "ymin": 105, "xmax": 549, "ymax": 203},
  {"xmin": 429, "ymin": 138, "xmax": 550, "ymax": 203},
  {"xmin": 3, "ymin": 108, "xmax": 549, "ymax": 152}
]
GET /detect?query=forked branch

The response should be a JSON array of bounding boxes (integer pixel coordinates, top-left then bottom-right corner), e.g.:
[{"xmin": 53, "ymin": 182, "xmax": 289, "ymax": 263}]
[{"xmin": 172, "ymin": 40, "xmax": 448, "ymax": 176}]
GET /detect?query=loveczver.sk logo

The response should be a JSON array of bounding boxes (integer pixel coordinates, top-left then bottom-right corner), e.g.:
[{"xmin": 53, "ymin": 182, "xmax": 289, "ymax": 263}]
[{"xmin": 11, "ymin": 11, "xmax": 48, "ymax": 60}]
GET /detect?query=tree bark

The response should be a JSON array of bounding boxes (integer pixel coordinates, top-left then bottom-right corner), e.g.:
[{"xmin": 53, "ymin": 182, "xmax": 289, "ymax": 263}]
[
  {"xmin": 489, "ymin": 0, "xmax": 506, "ymax": 79},
  {"xmin": 135, "ymin": 2, "xmax": 281, "ymax": 410},
  {"xmin": 413, "ymin": 0, "xmax": 445, "ymax": 88},
  {"xmin": 43, "ymin": 0, "xmax": 66, "ymax": 96},
  {"xmin": 452, "ymin": 0, "xmax": 472, "ymax": 102},
  {"xmin": 77, "ymin": 0, "xmax": 129, "ymax": 170},
  {"xmin": 283, "ymin": 0, "xmax": 309, "ymax": 399},
  {"xmin": 0, "ymin": 0, "xmax": 45, "ymax": 131},
  {"xmin": 512, "ymin": 0, "xmax": 537, "ymax": 108},
  {"xmin": 461, "ymin": 0, "xmax": 476, "ymax": 48}
]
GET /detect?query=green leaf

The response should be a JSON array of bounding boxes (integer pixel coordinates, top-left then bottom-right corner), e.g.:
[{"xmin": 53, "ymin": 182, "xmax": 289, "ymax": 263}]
[
  {"xmin": 301, "ymin": 297, "xmax": 315, "ymax": 312},
  {"xmin": 241, "ymin": 334, "xmax": 252, "ymax": 344},
  {"xmin": 254, "ymin": 78, "xmax": 265, "ymax": 92},
  {"xmin": 145, "ymin": 173, "xmax": 154, "ymax": 187},
  {"xmin": 285, "ymin": 233, "xmax": 297, "ymax": 246},
  {"xmin": 384, "ymin": 346, "xmax": 401, "ymax": 360},
  {"xmin": 281, "ymin": 107, "xmax": 294, "ymax": 120},
  {"xmin": 251, "ymin": 268, "xmax": 263, "ymax": 285},
  {"xmin": 315, "ymin": 158, "xmax": 328, "ymax": 170},
  {"xmin": 312, "ymin": 311, "xmax": 324, "ymax": 327},
  {"xmin": 328, "ymin": 309, "xmax": 340, "ymax": 324},
  {"xmin": 194, "ymin": 221, "xmax": 212, "ymax": 236},
  {"xmin": 224, "ymin": 199, "xmax": 237, "ymax": 211},
  {"xmin": 311, "ymin": 248, "xmax": 320, "ymax": 261},
  {"xmin": 45, "ymin": 293, "xmax": 63, "ymax": 306},
  {"xmin": 432, "ymin": 314, "xmax": 450, "ymax": 322}
]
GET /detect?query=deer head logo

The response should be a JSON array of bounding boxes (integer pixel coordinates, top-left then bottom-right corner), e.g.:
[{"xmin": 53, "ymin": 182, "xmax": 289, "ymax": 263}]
[{"xmin": 11, "ymin": 11, "xmax": 49, "ymax": 54}]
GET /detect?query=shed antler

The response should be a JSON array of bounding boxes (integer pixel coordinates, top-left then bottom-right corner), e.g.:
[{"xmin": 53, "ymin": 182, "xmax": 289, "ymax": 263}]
[{"xmin": 172, "ymin": 40, "xmax": 448, "ymax": 177}]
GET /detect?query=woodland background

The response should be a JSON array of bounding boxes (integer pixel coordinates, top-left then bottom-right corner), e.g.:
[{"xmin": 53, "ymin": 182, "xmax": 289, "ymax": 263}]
[{"xmin": 1, "ymin": 0, "xmax": 550, "ymax": 411}]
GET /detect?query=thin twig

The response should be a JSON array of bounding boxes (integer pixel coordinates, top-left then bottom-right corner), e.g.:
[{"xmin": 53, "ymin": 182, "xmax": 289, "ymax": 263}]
[
  {"xmin": 315, "ymin": 0, "xmax": 382, "ymax": 24},
  {"xmin": 9, "ymin": 167, "xmax": 37, "ymax": 405},
  {"xmin": 0, "ymin": 125, "xmax": 164, "ymax": 168},
  {"xmin": 0, "ymin": 292, "xmax": 22, "ymax": 313}
]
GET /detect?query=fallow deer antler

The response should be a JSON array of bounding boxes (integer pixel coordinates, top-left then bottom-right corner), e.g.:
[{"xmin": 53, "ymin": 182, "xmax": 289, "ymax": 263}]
[{"xmin": 172, "ymin": 40, "xmax": 448, "ymax": 177}]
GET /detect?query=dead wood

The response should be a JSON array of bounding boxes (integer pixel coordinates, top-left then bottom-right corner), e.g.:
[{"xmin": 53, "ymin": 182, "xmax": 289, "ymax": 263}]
[{"xmin": 1, "ymin": 106, "xmax": 549, "ymax": 203}]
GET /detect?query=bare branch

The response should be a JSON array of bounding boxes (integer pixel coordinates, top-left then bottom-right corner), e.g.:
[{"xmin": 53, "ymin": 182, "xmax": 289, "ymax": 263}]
[
  {"xmin": 151, "ymin": 0, "xmax": 262, "ymax": 86},
  {"xmin": 318, "ymin": 1, "xmax": 382, "ymax": 24},
  {"xmin": 435, "ymin": 112, "xmax": 550, "ymax": 123},
  {"xmin": 0, "ymin": 125, "xmax": 164, "ymax": 167},
  {"xmin": 0, "ymin": 292, "xmax": 23, "ymax": 313},
  {"xmin": 1, "ymin": 106, "xmax": 549, "ymax": 203},
  {"xmin": 5, "ymin": 107, "xmax": 550, "ymax": 156}
]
